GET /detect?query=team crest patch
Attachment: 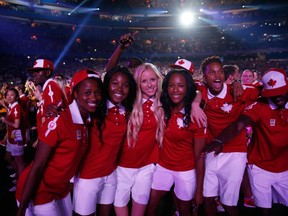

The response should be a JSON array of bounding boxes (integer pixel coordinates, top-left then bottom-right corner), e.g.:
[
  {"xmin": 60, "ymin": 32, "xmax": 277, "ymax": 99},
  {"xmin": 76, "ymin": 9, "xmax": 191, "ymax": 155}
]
[
  {"xmin": 270, "ymin": 119, "xmax": 276, "ymax": 127},
  {"xmin": 45, "ymin": 116, "xmax": 59, "ymax": 137},
  {"xmin": 48, "ymin": 121, "xmax": 57, "ymax": 130}
]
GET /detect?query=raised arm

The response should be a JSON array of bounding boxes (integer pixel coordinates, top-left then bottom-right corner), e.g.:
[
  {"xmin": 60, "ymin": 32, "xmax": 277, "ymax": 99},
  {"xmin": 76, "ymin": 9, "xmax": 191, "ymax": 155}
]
[{"xmin": 105, "ymin": 32, "xmax": 138, "ymax": 71}]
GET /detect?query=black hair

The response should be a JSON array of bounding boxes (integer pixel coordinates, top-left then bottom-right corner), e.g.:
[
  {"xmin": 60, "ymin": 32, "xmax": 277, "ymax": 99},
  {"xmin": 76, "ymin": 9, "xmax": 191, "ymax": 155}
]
[
  {"xmin": 160, "ymin": 69, "xmax": 197, "ymax": 127},
  {"xmin": 5, "ymin": 88, "xmax": 20, "ymax": 103},
  {"xmin": 223, "ymin": 64, "xmax": 239, "ymax": 81},
  {"xmin": 127, "ymin": 57, "xmax": 143, "ymax": 68},
  {"xmin": 200, "ymin": 56, "xmax": 223, "ymax": 74},
  {"xmin": 103, "ymin": 65, "xmax": 137, "ymax": 117}
]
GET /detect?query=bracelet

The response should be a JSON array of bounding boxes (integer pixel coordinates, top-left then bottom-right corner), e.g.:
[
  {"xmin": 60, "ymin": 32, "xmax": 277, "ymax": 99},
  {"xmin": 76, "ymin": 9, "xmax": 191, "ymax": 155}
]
[{"xmin": 212, "ymin": 139, "xmax": 223, "ymax": 146}]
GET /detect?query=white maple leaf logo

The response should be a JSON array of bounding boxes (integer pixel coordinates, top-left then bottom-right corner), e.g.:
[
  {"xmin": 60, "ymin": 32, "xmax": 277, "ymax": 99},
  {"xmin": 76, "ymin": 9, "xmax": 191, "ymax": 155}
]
[
  {"xmin": 176, "ymin": 117, "xmax": 184, "ymax": 128},
  {"xmin": 221, "ymin": 103, "xmax": 233, "ymax": 113}
]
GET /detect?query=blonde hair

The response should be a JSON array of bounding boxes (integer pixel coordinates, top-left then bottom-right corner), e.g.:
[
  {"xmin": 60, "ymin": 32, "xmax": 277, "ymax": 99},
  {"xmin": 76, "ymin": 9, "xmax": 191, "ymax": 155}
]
[
  {"xmin": 127, "ymin": 63, "xmax": 164, "ymax": 147},
  {"xmin": 53, "ymin": 75, "xmax": 68, "ymax": 101}
]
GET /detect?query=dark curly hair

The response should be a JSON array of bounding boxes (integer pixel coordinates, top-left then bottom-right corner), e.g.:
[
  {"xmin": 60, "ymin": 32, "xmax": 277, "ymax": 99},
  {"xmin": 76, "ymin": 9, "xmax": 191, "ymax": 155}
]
[
  {"xmin": 160, "ymin": 69, "xmax": 197, "ymax": 127},
  {"xmin": 200, "ymin": 56, "xmax": 223, "ymax": 75}
]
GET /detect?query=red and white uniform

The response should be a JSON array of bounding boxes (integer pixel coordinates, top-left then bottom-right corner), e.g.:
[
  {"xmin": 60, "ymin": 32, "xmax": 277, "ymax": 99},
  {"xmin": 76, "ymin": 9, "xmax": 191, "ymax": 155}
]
[
  {"xmin": 198, "ymin": 83, "xmax": 258, "ymax": 152},
  {"xmin": 114, "ymin": 98, "xmax": 159, "ymax": 207},
  {"xmin": 118, "ymin": 99, "xmax": 159, "ymax": 168},
  {"xmin": 6, "ymin": 102, "xmax": 26, "ymax": 145},
  {"xmin": 19, "ymin": 94, "xmax": 30, "ymax": 130},
  {"xmin": 244, "ymin": 100, "xmax": 288, "ymax": 172},
  {"xmin": 159, "ymin": 110, "xmax": 206, "ymax": 171},
  {"xmin": 152, "ymin": 109, "xmax": 206, "ymax": 201},
  {"xmin": 73, "ymin": 101, "xmax": 127, "ymax": 215},
  {"xmin": 243, "ymin": 100, "xmax": 288, "ymax": 208},
  {"xmin": 199, "ymin": 83, "xmax": 258, "ymax": 206},
  {"xmin": 16, "ymin": 100, "xmax": 90, "ymax": 205},
  {"xmin": 42, "ymin": 78, "xmax": 68, "ymax": 118},
  {"xmin": 79, "ymin": 101, "xmax": 127, "ymax": 178}
]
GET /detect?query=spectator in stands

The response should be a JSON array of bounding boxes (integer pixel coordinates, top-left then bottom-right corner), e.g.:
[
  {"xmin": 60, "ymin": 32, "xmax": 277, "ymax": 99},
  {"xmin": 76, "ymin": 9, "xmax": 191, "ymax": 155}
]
[
  {"xmin": 16, "ymin": 69, "xmax": 103, "ymax": 216},
  {"xmin": 204, "ymin": 68, "xmax": 288, "ymax": 216}
]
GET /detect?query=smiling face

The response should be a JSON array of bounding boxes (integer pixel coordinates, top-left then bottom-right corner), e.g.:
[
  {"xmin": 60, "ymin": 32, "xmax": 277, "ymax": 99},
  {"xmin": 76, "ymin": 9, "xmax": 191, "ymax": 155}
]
[
  {"xmin": 140, "ymin": 69, "xmax": 158, "ymax": 99},
  {"xmin": 203, "ymin": 62, "xmax": 225, "ymax": 96},
  {"xmin": 108, "ymin": 72, "xmax": 130, "ymax": 104},
  {"xmin": 6, "ymin": 89, "xmax": 18, "ymax": 104},
  {"xmin": 241, "ymin": 70, "xmax": 254, "ymax": 84},
  {"xmin": 168, "ymin": 73, "xmax": 187, "ymax": 110},
  {"xmin": 74, "ymin": 78, "xmax": 102, "ymax": 119}
]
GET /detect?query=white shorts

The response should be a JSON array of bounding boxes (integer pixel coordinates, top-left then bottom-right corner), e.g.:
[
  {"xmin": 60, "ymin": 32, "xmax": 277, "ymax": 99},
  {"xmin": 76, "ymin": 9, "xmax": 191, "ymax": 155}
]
[
  {"xmin": 247, "ymin": 164, "xmax": 288, "ymax": 208},
  {"xmin": 17, "ymin": 193, "xmax": 72, "ymax": 216},
  {"xmin": 73, "ymin": 170, "xmax": 117, "ymax": 215},
  {"xmin": 203, "ymin": 152, "xmax": 247, "ymax": 206},
  {"xmin": 6, "ymin": 141, "xmax": 24, "ymax": 156},
  {"xmin": 114, "ymin": 164, "xmax": 156, "ymax": 207},
  {"xmin": 151, "ymin": 164, "xmax": 196, "ymax": 201}
]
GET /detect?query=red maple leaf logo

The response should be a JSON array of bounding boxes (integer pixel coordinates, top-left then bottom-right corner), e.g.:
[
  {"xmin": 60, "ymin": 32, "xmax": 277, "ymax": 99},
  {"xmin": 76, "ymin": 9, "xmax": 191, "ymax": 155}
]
[
  {"xmin": 267, "ymin": 78, "xmax": 277, "ymax": 87},
  {"xmin": 178, "ymin": 60, "xmax": 185, "ymax": 65}
]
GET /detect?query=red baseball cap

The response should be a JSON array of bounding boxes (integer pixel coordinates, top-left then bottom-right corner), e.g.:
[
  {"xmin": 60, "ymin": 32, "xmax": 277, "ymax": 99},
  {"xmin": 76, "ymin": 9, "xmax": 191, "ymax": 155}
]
[
  {"xmin": 261, "ymin": 68, "xmax": 288, "ymax": 97},
  {"xmin": 70, "ymin": 69, "xmax": 100, "ymax": 93},
  {"xmin": 170, "ymin": 59, "xmax": 195, "ymax": 74},
  {"xmin": 27, "ymin": 59, "xmax": 54, "ymax": 71}
]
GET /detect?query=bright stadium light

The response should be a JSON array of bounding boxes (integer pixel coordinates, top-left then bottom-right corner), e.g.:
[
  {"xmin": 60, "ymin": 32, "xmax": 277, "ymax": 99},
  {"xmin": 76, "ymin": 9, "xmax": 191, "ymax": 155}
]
[{"xmin": 179, "ymin": 11, "xmax": 195, "ymax": 26}]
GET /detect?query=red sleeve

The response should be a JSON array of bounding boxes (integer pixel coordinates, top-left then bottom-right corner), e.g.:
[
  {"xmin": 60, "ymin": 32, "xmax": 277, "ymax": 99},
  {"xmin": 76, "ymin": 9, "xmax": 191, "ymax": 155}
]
[
  {"xmin": 42, "ymin": 80, "xmax": 64, "ymax": 112},
  {"xmin": 38, "ymin": 116, "xmax": 61, "ymax": 147}
]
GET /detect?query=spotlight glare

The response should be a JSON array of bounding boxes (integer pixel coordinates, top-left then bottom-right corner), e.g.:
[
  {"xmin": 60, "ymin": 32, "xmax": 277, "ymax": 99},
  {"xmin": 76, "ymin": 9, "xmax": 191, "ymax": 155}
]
[{"xmin": 180, "ymin": 11, "xmax": 195, "ymax": 26}]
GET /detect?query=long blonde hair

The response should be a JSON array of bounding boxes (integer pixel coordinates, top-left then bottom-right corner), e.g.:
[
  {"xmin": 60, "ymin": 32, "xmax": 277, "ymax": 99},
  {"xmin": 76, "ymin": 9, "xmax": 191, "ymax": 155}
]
[{"xmin": 127, "ymin": 63, "xmax": 164, "ymax": 147}]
